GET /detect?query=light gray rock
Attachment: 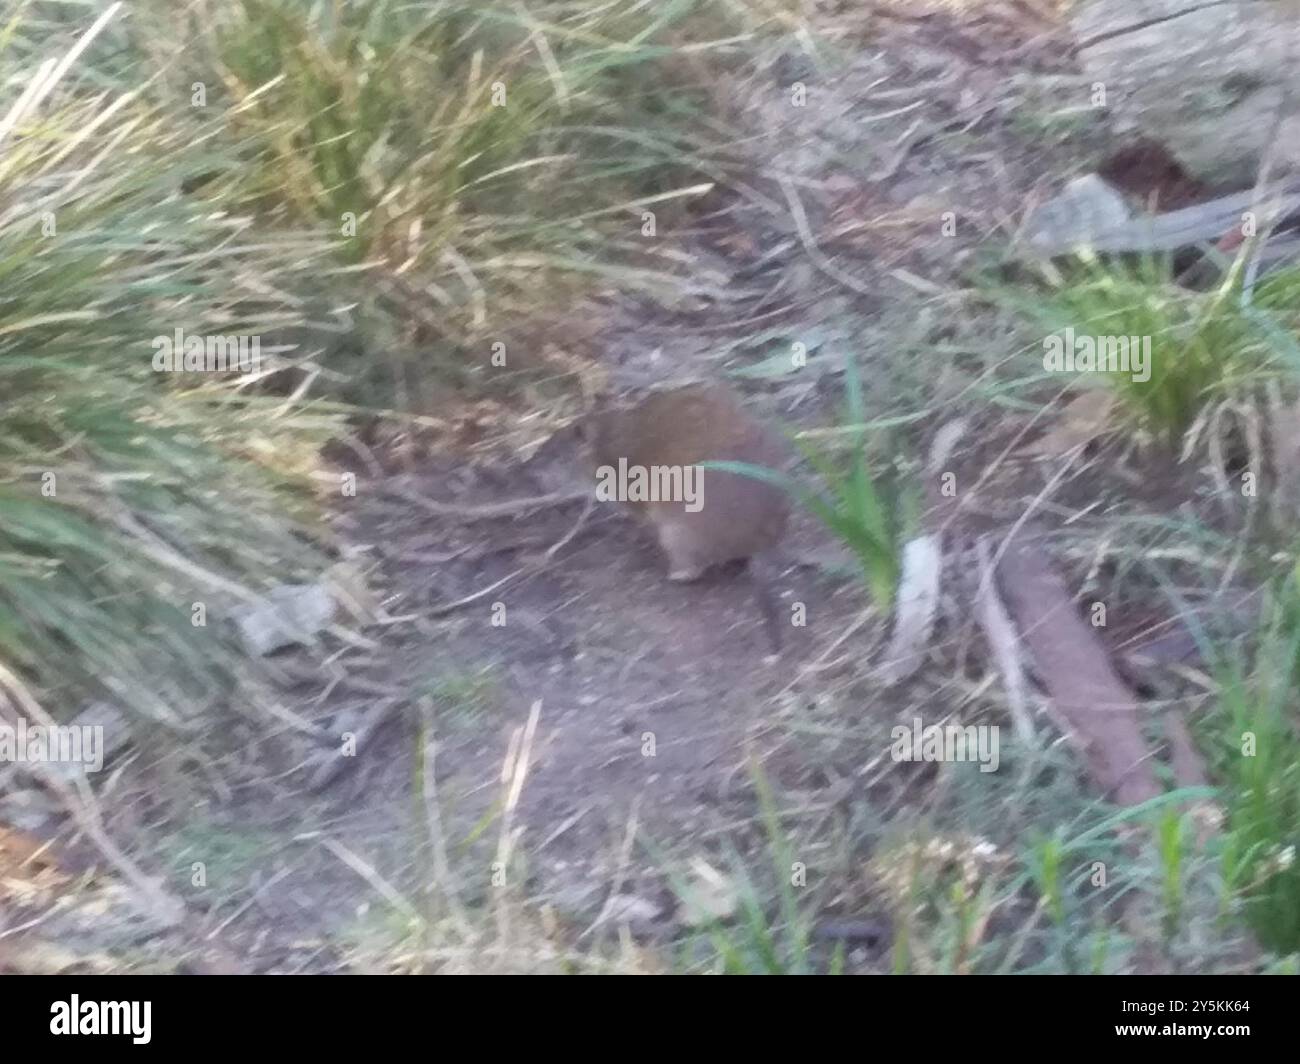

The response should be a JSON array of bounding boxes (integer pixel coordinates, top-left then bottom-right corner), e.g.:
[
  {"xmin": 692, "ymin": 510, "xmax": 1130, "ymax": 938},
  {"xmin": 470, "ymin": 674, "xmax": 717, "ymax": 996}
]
[
  {"xmin": 1024, "ymin": 173, "xmax": 1132, "ymax": 252},
  {"xmin": 1075, "ymin": 0, "xmax": 1300, "ymax": 185},
  {"xmin": 0, "ymin": 786, "xmax": 61, "ymax": 832},
  {"xmin": 234, "ymin": 584, "xmax": 336, "ymax": 656}
]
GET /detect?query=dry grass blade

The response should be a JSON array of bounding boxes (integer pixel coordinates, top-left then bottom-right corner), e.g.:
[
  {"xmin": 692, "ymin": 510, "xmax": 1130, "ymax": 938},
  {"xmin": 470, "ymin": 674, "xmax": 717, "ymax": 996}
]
[{"xmin": 973, "ymin": 536, "xmax": 1034, "ymax": 746}]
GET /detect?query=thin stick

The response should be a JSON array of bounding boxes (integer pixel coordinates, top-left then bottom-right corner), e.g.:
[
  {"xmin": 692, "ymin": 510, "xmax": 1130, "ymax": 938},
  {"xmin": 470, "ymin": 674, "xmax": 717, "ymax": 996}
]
[
  {"xmin": 389, "ymin": 486, "xmax": 589, "ymax": 522},
  {"xmin": 418, "ymin": 697, "xmax": 473, "ymax": 938},
  {"xmin": 0, "ymin": 662, "xmax": 185, "ymax": 927}
]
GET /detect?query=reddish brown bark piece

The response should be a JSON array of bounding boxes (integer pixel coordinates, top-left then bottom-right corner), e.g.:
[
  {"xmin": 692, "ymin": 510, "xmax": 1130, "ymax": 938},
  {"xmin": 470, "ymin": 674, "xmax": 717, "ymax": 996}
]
[{"xmin": 995, "ymin": 534, "xmax": 1162, "ymax": 805}]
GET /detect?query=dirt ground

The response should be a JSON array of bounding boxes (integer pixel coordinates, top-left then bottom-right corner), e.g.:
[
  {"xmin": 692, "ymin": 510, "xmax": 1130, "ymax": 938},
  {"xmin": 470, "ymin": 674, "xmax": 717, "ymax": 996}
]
[{"xmin": 0, "ymin": 1, "xmax": 1263, "ymax": 974}]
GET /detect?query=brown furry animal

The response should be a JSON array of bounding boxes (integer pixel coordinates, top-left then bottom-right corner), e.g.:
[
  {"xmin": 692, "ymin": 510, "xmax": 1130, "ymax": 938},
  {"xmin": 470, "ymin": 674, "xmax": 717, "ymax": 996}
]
[{"xmin": 582, "ymin": 381, "xmax": 792, "ymax": 651}]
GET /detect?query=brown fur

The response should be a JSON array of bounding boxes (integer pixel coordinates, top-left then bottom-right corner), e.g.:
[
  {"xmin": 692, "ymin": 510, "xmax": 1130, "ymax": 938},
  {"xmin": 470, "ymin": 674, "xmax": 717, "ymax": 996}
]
[{"xmin": 585, "ymin": 382, "xmax": 791, "ymax": 650}]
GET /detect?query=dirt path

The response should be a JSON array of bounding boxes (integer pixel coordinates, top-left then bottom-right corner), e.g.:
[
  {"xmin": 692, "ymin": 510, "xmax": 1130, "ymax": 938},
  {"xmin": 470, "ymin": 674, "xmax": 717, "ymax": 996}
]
[
  {"xmin": 7, "ymin": 1, "xmax": 1157, "ymax": 973},
  {"xmin": 180, "ymin": 1, "xmax": 1103, "ymax": 970}
]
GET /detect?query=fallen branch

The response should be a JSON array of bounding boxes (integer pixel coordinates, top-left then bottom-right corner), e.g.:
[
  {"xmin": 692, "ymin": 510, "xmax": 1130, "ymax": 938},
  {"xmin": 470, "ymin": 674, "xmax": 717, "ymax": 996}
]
[{"xmin": 992, "ymin": 531, "xmax": 1162, "ymax": 805}]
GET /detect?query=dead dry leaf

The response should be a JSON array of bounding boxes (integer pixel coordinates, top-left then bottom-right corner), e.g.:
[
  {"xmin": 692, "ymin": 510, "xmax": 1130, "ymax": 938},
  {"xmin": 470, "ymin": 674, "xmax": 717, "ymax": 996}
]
[
  {"xmin": 1026, "ymin": 388, "xmax": 1117, "ymax": 457},
  {"xmin": 880, "ymin": 534, "xmax": 944, "ymax": 685}
]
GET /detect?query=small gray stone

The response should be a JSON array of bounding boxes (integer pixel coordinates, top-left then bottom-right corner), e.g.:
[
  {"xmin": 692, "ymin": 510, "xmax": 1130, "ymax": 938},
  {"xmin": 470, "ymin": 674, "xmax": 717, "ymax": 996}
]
[
  {"xmin": 234, "ymin": 584, "xmax": 336, "ymax": 656},
  {"xmin": 0, "ymin": 786, "xmax": 61, "ymax": 832},
  {"xmin": 1024, "ymin": 174, "xmax": 1131, "ymax": 252}
]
